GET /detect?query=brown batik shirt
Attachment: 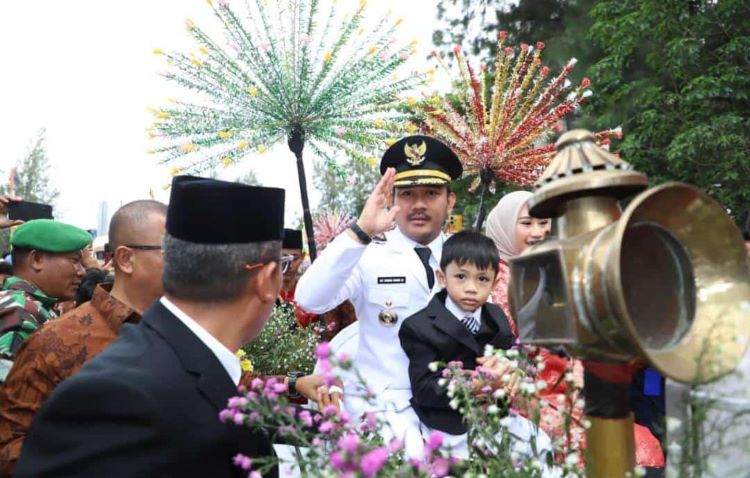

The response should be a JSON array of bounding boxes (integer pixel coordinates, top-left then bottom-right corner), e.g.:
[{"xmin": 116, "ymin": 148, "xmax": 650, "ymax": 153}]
[{"xmin": 0, "ymin": 284, "xmax": 139, "ymax": 476}]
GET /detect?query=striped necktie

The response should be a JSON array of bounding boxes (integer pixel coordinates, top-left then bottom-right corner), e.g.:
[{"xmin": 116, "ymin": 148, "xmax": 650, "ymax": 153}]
[{"xmin": 461, "ymin": 315, "xmax": 480, "ymax": 335}]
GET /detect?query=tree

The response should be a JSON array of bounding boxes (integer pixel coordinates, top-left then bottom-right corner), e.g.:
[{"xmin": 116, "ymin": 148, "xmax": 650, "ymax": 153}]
[
  {"xmin": 586, "ymin": 0, "xmax": 750, "ymax": 219},
  {"xmin": 314, "ymin": 157, "xmax": 379, "ymax": 218},
  {"xmin": 0, "ymin": 129, "xmax": 59, "ymax": 252}
]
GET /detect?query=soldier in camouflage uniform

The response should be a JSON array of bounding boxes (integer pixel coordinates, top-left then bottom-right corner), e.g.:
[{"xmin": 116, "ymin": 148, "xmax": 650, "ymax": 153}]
[{"xmin": 0, "ymin": 219, "xmax": 91, "ymax": 380}]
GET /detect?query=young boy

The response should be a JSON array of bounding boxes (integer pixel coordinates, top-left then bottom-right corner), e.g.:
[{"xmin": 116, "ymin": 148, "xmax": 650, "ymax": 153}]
[{"xmin": 399, "ymin": 230, "xmax": 517, "ymax": 436}]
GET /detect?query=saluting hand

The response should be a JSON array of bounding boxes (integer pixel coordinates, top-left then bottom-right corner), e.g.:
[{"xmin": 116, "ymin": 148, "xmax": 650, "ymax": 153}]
[{"xmin": 354, "ymin": 167, "xmax": 401, "ymax": 237}]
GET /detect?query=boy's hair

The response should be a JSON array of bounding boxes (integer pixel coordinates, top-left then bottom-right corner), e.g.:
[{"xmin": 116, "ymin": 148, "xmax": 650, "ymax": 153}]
[{"xmin": 440, "ymin": 231, "xmax": 500, "ymax": 275}]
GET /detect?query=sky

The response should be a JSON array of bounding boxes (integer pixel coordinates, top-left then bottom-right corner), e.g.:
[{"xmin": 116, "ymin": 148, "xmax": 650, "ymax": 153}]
[{"xmin": 0, "ymin": 0, "xmax": 442, "ymax": 231}]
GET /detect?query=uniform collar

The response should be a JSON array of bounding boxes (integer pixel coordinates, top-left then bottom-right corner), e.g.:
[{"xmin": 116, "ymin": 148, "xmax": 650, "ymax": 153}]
[
  {"xmin": 159, "ymin": 296, "xmax": 241, "ymax": 385},
  {"xmin": 2, "ymin": 276, "xmax": 58, "ymax": 309},
  {"xmin": 387, "ymin": 227, "xmax": 445, "ymax": 260},
  {"xmin": 90, "ymin": 283, "xmax": 140, "ymax": 331}
]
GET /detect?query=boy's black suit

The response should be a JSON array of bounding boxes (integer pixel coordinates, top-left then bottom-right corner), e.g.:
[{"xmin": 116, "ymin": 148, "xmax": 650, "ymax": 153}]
[{"xmin": 399, "ymin": 289, "xmax": 515, "ymax": 435}]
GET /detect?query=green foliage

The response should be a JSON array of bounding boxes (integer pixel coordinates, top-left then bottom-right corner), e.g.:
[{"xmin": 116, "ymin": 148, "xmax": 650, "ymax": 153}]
[
  {"xmin": 587, "ymin": 0, "xmax": 750, "ymax": 218},
  {"xmin": 241, "ymin": 301, "xmax": 320, "ymax": 376},
  {"xmin": 313, "ymin": 157, "xmax": 379, "ymax": 217},
  {"xmin": 0, "ymin": 129, "xmax": 59, "ymax": 252}
]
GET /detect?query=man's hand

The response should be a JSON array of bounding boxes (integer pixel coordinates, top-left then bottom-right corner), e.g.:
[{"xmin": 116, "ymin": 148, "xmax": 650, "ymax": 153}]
[
  {"xmin": 294, "ymin": 374, "xmax": 343, "ymax": 411},
  {"xmin": 0, "ymin": 195, "xmax": 23, "ymax": 229},
  {"xmin": 351, "ymin": 167, "xmax": 401, "ymax": 237}
]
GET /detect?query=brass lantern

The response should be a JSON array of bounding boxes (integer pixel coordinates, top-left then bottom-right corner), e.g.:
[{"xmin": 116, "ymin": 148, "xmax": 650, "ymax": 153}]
[{"xmin": 509, "ymin": 130, "xmax": 750, "ymax": 476}]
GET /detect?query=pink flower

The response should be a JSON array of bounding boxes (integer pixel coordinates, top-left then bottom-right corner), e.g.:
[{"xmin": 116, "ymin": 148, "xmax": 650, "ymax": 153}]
[
  {"xmin": 338, "ymin": 433, "xmax": 360, "ymax": 453},
  {"xmin": 299, "ymin": 410, "xmax": 314, "ymax": 427},
  {"xmin": 249, "ymin": 472, "xmax": 262, "ymax": 478},
  {"xmin": 233, "ymin": 413, "xmax": 245, "ymax": 425},
  {"xmin": 425, "ymin": 431, "xmax": 444, "ymax": 451},
  {"xmin": 360, "ymin": 447, "xmax": 389, "ymax": 477},
  {"xmin": 219, "ymin": 409, "xmax": 233, "ymax": 422},
  {"xmin": 430, "ymin": 457, "xmax": 451, "ymax": 477},
  {"xmin": 232, "ymin": 453, "xmax": 253, "ymax": 470},
  {"xmin": 498, "ymin": 31, "xmax": 508, "ymax": 40},
  {"xmin": 330, "ymin": 451, "xmax": 345, "ymax": 470},
  {"xmin": 580, "ymin": 77, "xmax": 591, "ymax": 88},
  {"xmin": 319, "ymin": 421, "xmax": 335, "ymax": 433},
  {"xmin": 250, "ymin": 378, "xmax": 264, "ymax": 391},
  {"xmin": 316, "ymin": 342, "xmax": 331, "ymax": 359},
  {"xmin": 387, "ymin": 437, "xmax": 404, "ymax": 452}
]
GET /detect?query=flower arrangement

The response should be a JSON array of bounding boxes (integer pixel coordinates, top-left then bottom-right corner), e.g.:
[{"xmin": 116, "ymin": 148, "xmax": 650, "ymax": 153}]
[
  {"xmin": 410, "ymin": 32, "xmax": 621, "ymax": 229},
  {"xmin": 241, "ymin": 301, "xmax": 320, "ymax": 376},
  {"xmin": 223, "ymin": 343, "xmax": 588, "ymax": 477}
]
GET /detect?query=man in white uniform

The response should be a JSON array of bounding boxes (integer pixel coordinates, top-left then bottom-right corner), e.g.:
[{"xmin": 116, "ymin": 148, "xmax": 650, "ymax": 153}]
[{"xmin": 296, "ymin": 135, "xmax": 462, "ymax": 455}]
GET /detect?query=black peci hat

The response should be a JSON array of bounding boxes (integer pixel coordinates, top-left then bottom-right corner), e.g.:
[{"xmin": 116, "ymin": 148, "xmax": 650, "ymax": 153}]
[
  {"xmin": 380, "ymin": 135, "xmax": 462, "ymax": 187},
  {"xmin": 282, "ymin": 228, "xmax": 303, "ymax": 250},
  {"xmin": 166, "ymin": 175, "xmax": 285, "ymax": 244}
]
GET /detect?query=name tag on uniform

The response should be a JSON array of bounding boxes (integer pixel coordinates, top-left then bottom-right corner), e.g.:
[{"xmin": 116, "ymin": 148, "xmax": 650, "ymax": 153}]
[{"xmin": 377, "ymin": 276, "xmax": 406, "ymax": 284}]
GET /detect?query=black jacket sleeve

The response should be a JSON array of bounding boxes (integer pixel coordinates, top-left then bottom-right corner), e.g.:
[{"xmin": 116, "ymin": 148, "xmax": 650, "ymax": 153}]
[{"xmin": 399, "ymin": 318, "xmax": 452, "ymax": 410}]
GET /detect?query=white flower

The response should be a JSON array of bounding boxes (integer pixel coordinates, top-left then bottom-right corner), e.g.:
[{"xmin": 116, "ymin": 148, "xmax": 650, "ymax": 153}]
[
  {"xmin": 539, "ymin": 399, "xmax": 549, "ymax": 408},
  {"xmin": 565, "ymin": 372, "xmax": 575, "ymax": 382},
  {"xmin": 508, "ymin": 360, "xmax": 519, "ymax": 369},
  {"xmin": 449, "ymin": 399, "xmax": 459, "ymax": 410},
  {"xmin": 583, "ymin": 419, "xmax": 592, "ymax": 429},
  {"xmin": 543, "ymin": 414, "xmax": 553, "ymax": 424},
  {"xmin": 499, "ymin": 416, "xmax": 512, "ymax": 428},
  {"xmin": 428, "ymin": 361, "xmax": 439, "ymax": 372},
  {"xmin": 556, "ymin": 394, "xmax": 566, "ymax": 404},
  {"xmin": 506, "ymin": 349, "xmax": 519, "ymax": 358},
  {"xmin": 535, "ymin": 379, "xmax": 548, "ymax": 390},
  {"xmin": 438, "ymin": 378, "xmax": 447, "ymax": 387},
  {"xmin": 502, "ymin": 374, "xmax": 512, "ymax": 384},
  {"xmin": 536, "ymin": 363, "xmax": 546, "ymax": 371},
  {"xmin": 493, "ymin": 388, "xmax": 507, "ymax": 399},
  {"xmin": 488, "ymin": 404, "xmax": 500, "ymax": 415},
  {"xmin": 665, "ymin": 416, "xmax": 682, "ymax": 433},
  {"xmin": 484, "ymin": 344, "xmax": 495, "ymax": 356},
  {"xmin": 634, "ymin": 466, "xmax": 646, "ymax": 477},
  {"xmin": 565, "ymin": 452, "xmax": 580, "ymax": 466},
  {"xmin": 574, "ymin": 398, "xmax": 585, "ymax": 409}
]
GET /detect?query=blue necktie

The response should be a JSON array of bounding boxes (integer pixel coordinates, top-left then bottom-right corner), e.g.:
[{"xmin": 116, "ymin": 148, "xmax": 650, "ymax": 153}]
[{"xmin": 461, "ymin": 315, "xmax": 480, "ymax": 335}]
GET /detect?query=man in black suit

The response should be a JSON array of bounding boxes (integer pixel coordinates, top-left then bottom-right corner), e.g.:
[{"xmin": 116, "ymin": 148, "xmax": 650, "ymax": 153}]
[
  {"xmin": 15, "ymin": 176, "xmax": 309, "ymax": 477},
  {"xmin": 399, "ymin": 231, "xmax": 517, "ymax": 436}
]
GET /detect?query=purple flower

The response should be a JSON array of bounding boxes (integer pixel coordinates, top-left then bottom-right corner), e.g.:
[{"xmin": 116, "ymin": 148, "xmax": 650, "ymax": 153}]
[
  {"xmin": 430, "ymin": 457, "xmax": 451, "ymax": 477},
  {"xmin": 425, "ymin": 431, "xmax": 444, "ymax": 451},
  {"xmin": 219, "ymin": 409, "xmax": 233, "ymax": 423},
  {"xmin": 299, "ymin": 410, "xmax": 314, "ymax": 427},
  {"xmin": 228, "ymin": 396, "xmax": 248, "ymax": 408},
  {"xmin": 248, "ymin": 472, "xmax": 261, "ymax": 478},
  {"xmin": 232, "ymin": 453, "xmax": 253, "ymax": 470},
  {"xmin": 330, "ymin": 451, "xmax": 345, "ymax": 470},
  {"xmin": 315, "ymin": 342, "xmax": 331, "ymax": 359},
  {"xmin": 250, "ymin": 378, "xmax": 264, "ymax": 391},
  {"xmin": 338, "ymin": 433, "xmax": 360, "ymax": 453},
  {"xmin": 233, "ymin": 413, "xmax": 246, "ymax": 425},
  {"xmin": 387, "ymin": 438, "xmax": 404, "ymax": 453},
  {"xmin": 360, "ymin": 447, "xmax": 389, "ymax": 477},
  {"xmin": 319, "ymin": 421, "xmax": 335, "ymax": 433}
]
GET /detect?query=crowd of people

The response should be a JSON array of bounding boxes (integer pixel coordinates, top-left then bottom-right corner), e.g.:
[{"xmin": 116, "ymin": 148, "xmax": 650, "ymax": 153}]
[{"xmin": 1, "ymin": 133, "xmax": 737, "ymax": 476}]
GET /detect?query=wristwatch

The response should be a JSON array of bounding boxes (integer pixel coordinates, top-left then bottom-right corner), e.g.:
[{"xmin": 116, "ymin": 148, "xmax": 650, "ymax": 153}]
[
  {"xmin": 287, "ymin": 371, "xmax": 304, "ymax": 399},
  {"xmin": 349, "ymin": 221, "xmax": 372, "ymax": 245}
]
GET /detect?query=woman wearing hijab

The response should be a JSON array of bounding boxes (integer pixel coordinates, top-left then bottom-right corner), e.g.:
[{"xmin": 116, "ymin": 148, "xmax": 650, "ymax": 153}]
[{"xmin": 484, "ymin": 191, "xmax": 665, "ymax": 470}]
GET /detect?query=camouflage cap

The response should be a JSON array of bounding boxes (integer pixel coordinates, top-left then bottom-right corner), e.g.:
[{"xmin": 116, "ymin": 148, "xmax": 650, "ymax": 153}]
[{"xmin": 10, "ymin": 219, "xmax": 91, "ymax": 253}]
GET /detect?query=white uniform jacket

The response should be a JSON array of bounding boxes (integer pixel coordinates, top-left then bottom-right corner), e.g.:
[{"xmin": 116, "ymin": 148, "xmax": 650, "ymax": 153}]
[{"xmin": 296, "ymin": 227, "xmax": 444, "ymax": 409}]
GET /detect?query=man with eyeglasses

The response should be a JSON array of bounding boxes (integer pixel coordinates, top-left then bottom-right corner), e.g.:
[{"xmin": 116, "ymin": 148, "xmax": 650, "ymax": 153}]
[
  {"xmin": 15, "ymin": 176, "xmax": 327, "ymax": 477},
  {"xmin": 0, "ymin": 200, "xmax": 167, "ymax": 476}
]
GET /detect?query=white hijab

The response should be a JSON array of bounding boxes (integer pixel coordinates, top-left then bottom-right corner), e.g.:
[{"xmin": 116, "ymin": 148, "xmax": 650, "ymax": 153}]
[{"xmin": 485, "ymin": 191, "xmax": 533, "ymax": 261}]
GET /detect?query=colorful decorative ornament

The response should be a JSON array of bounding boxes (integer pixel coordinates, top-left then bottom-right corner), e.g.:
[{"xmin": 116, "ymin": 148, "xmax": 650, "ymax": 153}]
[
  {"xmin": 412, "ymin": 32, "xmax": 621, "ymax": 229},
  {"xmin": 150, "ymin": 0, "xmax": 425, "ymax": 260}
]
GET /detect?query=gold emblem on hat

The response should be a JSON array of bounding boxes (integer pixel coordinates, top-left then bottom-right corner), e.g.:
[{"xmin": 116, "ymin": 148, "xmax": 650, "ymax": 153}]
[
  {"xmin": 404, "ymin": 141, "xmax": 427, "ymax": 166},
  {"xmin": 378, "ymin": 299, "xmax": 398, "ymax": 326}
]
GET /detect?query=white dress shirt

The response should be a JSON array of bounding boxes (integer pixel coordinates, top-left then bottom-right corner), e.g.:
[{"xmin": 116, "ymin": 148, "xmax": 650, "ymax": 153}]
[
  {"xmin": 160, "ymin": 297, "xmax": 241, "ymax": 385},
  {"xmin": 445, "ymin": 294, "xmax": 483, "ymax": 328}
]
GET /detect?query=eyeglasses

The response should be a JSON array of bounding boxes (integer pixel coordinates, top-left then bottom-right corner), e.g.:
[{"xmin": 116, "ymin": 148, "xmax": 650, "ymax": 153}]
[
  {"xmin": 244, "ymin": 254, "xmax": 296, "ymax": 274},
  {"xmin": 125, "ymin": 245, "xmax": 163, "ymax": 251}
]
